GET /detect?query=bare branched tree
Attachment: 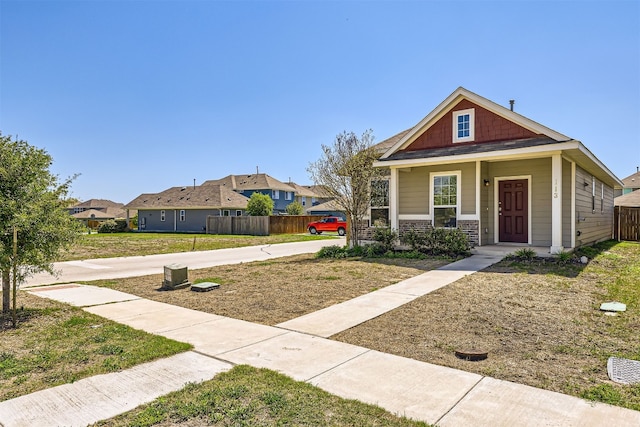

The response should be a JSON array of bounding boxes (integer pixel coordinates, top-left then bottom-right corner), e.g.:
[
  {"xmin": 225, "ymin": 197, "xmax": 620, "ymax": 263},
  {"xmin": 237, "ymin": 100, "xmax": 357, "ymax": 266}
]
[{"xmin": 307, "ymin": 130, "xmax": 385, "ymax": 247}]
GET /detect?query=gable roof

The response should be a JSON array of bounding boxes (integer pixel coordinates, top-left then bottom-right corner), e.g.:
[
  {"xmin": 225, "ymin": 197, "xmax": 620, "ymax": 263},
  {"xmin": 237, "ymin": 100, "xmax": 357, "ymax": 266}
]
[
  {"xmin": 125, "ymin": 184, "xmax": 249, "ymax": 210},
  {"xmin": 621, "ymin": 170, "xmax": 640, "ymax": 189},
  {"xmin": 72, "ymin": 199, "xmax": 124, "ymax": 209},
  {"xmin": 615, "ymin": 190, "xmax": 640, "ymax": 207},
  {"xmin": 286, "ymin": 181, "xmax": 317, "ymax": 197},
  {"xmin": 374, "ymin": 87, "xmax": 622, "ymax": 188},
  {"xmin": 202, "ymin": 173, "xmax": 295, "ymax": 192}
]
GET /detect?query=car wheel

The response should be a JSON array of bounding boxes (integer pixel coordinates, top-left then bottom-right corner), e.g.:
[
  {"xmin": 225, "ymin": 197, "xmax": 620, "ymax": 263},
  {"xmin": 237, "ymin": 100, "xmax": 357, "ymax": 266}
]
[
  {"xmin": 338, "ymin": 227, "xmax": 346, "ymax": 236},
  {"xmin": 309, "ymin": 227, "xmax": 317, "ymax": 234}
]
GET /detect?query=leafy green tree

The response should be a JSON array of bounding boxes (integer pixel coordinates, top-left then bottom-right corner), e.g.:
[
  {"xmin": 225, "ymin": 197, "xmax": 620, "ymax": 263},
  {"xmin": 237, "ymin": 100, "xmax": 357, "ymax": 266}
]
[
  {"xmin": 246, "ymin": 192, "xmax": 274, "ymax": 216},
  {"xmin": 307, "ymin": 130, "xmax": 385, "ymax": 246},
  {"xmin": 285, "ymin": 200, "xmax": 304, "ymax": 215},
  {"xmin": 0, "ymin": 134, "xmax": 82, "ymax": 326}
]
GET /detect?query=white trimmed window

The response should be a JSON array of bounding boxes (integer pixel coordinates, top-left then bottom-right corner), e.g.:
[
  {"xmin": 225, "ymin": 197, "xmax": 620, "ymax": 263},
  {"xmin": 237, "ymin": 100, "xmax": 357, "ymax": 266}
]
[
  {"xmin": 301, "ymin": 197, "xmax": 306, "ymax": 206},
  {"xmin": 272, "ymin": 190, "xmax": 280, "ymax": 199},
  {"xmin": 160, "ymin": 210, "xmax": 165, "ymax": 222},
  {"xmin": 453, "ymin": 108, "xmax": 475, "ymax": 143},
  {"xmin": 223, "ymin": 210, "xmax": 230, "ymax": 216},
  {"xmin": 179, "ymin": 210, "xmax": 186, "ymax": 221},
  {"xmin": 370, "ymin": 178, "xmax": 390, "ymax": 227},
  {"xmin": 285, "ymin": 191, "xmax": 293, "ymax": 201},
  {"xmin": 236, "ymin": 210, "xmax": 242, "ymax": 216},
  {"xmin": 431, "ymin": 172, "xmax": 460, "ymax": 228}
]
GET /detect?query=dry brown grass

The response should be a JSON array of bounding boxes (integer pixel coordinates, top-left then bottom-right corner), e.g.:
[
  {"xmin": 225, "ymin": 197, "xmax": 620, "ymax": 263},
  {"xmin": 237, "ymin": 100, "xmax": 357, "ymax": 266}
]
[
  {"xmin": 87, "ymin": 254, "xmax": 448, "ymax": 325},
  {"xmin": 332, "ymin": 246, "xmax": 640, "ymax": 411}
]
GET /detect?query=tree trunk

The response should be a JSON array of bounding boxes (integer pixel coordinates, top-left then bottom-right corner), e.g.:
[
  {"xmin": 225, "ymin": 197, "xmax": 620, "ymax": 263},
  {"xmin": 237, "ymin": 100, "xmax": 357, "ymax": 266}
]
[{"xmin": 2, "ymin": 269, "xmax": 9, "ymax": 314}]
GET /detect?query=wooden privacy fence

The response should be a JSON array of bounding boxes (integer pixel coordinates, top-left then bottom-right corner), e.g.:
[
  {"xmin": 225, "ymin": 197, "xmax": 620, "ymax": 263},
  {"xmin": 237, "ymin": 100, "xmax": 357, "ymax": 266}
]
[
  {"xmin": 207, "ymin": 215, "xmax": 324, "ymax": 236},
  {"xmin": 614, "ymin": 206, "xmax": 640, "ymax": 241}
]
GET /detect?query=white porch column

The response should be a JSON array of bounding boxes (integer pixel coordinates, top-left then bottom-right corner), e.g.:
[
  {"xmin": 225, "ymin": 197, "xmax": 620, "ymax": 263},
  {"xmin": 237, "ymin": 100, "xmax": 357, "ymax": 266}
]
[
  {"xmin": 389, "ymin": 167, "xmax": 399, "ymax": 231},
  {"xmin": 551, "ymin": 154, "xmax": 563, "ymax": 254}
]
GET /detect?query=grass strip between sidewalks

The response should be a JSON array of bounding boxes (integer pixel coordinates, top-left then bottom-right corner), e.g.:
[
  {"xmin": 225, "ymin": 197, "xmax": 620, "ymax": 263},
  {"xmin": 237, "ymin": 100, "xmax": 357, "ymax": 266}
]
[{"xmin": 94, "ymin": 364, "xmax": 430, "ymax": 427}]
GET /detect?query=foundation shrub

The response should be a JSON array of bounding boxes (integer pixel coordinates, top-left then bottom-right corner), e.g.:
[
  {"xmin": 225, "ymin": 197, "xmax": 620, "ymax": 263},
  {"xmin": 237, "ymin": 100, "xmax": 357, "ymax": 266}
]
[{"xmin": 400, "ymin": 227, "xmax": 471, "ymax": 257}]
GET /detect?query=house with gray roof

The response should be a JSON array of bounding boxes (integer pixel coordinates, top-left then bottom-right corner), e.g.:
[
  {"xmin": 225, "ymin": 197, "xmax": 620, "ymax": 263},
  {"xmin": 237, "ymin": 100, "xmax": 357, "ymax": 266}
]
[
  {"xmin": 125, "ymin": 184, "xmax": 249, "ymax": 232},
  {"xmin": 203, "ymin": 173, "xmax": 298, "ymax": 214}
]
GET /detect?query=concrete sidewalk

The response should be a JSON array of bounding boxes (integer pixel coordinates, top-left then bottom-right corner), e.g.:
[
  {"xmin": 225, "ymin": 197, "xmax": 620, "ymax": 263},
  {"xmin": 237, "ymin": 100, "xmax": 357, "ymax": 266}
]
[
  {"xmin": 23, "ymin": 238, "xmax": 342, "ymax": 288},
  {"xmin": 3, "ymin": 255, "xmax": 640, "ymax": 426}
]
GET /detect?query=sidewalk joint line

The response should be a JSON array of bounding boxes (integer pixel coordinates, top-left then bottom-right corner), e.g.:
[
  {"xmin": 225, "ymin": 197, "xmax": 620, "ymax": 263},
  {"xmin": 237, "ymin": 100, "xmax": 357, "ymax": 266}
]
[
  {"xmin": 434, "ymin": 375, "xmax": 485, "ymax": 425},
  {"xmin": 305, "ymin": 348, "xmax": 372, "ymax": 383}
]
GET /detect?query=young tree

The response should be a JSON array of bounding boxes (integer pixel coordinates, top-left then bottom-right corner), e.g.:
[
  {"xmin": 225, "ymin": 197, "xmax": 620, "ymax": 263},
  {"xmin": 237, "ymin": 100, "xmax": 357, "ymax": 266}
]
[
  {"xmin": 246, "ymin": 192, "xmax": 274, "ymax": 216},
  {"xmin": 0, "ymin": 134, "xmax": 82, "ymax": 326},
  {"xmin": 285, "ymin": 200, "xmax": 304, "ymax": 215},
  {"xmin": 307, "ymin": 130, "xmax": 385, "ymax": 246}
]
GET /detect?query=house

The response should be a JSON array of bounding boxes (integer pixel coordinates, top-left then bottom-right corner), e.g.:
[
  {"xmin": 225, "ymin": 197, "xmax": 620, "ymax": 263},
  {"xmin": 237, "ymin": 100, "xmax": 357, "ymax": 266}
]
[
  {"xmin": 614, "ymin": 169, "xmax": 640, "ymax": 197},
  {"xmin": 372, "ymin": 87, "xmax": 622, "ymax": 253},
  {"xmin": 285, "ymin": 181, "xmax": 318, "ymax": 210},
  {"xmin": 202, "ymin": 173, "xmax": 297, "ymax": 214},
  {"xmin": 615, "ymin": 190, "xmax": 640, "ymax": 207},
  {"xmin": 306, "ymin": 199, "xmax": 345, "ymax": 218},
  {"xmin": 124, "ymin": 184, "xmax": 249, "ymax": 232},
  {"xmin": 68, "ymin": 199, "xmax": 132, "ymax": 229}
]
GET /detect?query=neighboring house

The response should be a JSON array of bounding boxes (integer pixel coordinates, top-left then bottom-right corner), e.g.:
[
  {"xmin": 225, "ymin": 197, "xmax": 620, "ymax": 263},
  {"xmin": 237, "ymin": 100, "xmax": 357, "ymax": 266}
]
[
  {"xmin": 615, "ymin": 190, "xmax": 640, "ymax": 207},
  {"xmin": 372, "ymin": 87, "xmax": 622, "ymax": 253},
  {"xmin": 306, "ymin": 199, "xmax": 345, "ymax": 218},
  {"xmin": 285, "ymin": 181, "xmax": 318, "ymax": 209},
  {"xmin": 614, "ymin": 169, "xmax": 640, "ymax": 197},
  {"xmin": 125, "ymin": 185, "xmax": 249, "ymax": 232},
  {"xmin": 68, "ymin": 199, "xmax": 133, "ymax": 229},
  {"xmin": 203, "ymin": 173, "xmax": 297, "ymax": 214}
]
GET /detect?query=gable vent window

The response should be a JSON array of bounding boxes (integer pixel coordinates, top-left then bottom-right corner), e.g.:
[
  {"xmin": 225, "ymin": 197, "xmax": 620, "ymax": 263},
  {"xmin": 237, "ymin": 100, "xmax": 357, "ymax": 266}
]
[{"xmin": 453, "ymin": 108, "xmax": 475, "ymax": 143}]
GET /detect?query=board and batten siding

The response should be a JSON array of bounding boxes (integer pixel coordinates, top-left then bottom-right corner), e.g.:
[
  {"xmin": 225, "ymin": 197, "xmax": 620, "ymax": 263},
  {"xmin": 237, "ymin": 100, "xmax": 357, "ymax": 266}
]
[
  {"xmin": 574, "ymin": 166, "xmax": 614, "ymax": 247},
  {"xmin": 487, "ymin": 158, "xmax": 552, "ymax": 246}
]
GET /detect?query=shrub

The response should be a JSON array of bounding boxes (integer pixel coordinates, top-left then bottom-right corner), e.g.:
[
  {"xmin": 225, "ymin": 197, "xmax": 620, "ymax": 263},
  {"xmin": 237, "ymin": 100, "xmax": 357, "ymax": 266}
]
[
  {"xmin": 98, "ymin": 219, "xmax": 128, "ymax": 233},
  {"xmin": 511, "ymin": 248, "xmax": 537, "ymax": 262},
  {"xmin": 555, "ymin": 250, "xmax": 574, "ymax": 264},
  {"xmin": 372, "ymin": 227, "xmax": 398, "ymax": 253},
  {"xmin": 316, "ymin": 245, "xmax": 349, "ymax": 259},
  {"xmin": 400, "ymin": 227, "xmax": 470, "ymax": 257}
]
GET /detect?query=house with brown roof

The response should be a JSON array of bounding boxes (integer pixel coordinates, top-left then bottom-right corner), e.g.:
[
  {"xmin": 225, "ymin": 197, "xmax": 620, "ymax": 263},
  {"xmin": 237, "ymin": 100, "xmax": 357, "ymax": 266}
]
[
  {"xmin": 125, "ymin": 185, "xmax": 249, "ymax": 232},
  {"xmin": 373, "ymin": 87, "xmax": 622, "ymax": 253},
  {"xmin": 615, "ymin": 169, "xmax": 640, "ymax": 197},
  {"xmin": 203, "ymin": 173, "xmax": 298, "ymax": 214},
  {"xmin": 68, "ymin": 199, "xmax": 132, "ymax": 229}
]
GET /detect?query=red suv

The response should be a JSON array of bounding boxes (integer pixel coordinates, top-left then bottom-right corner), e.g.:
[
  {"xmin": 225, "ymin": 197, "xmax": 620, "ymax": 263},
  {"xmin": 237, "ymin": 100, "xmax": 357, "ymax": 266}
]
[{"xmin": 307, "ymin": 216, "xmax": 347, "ymax": 236}]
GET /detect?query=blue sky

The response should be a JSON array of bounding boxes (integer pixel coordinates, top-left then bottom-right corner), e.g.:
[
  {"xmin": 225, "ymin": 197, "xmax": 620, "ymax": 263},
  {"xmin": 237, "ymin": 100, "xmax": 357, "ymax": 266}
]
[{"xmin": 1, "ymin": 0, "xmax": 639, "ymax": 203}]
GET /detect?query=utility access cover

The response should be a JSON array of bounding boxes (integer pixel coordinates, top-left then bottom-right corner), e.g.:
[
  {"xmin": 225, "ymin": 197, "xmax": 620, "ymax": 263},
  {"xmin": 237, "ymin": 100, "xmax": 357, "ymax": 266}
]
[{"xmin": 607, "ymin": 357, "xmax": 640, "ymax": 385}]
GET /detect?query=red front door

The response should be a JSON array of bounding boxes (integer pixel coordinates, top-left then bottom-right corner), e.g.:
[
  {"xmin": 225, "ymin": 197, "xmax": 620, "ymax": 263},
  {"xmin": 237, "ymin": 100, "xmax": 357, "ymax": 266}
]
[{"xmin": 499, "ymin": 179, "xmax": 528, "ymax": 243}]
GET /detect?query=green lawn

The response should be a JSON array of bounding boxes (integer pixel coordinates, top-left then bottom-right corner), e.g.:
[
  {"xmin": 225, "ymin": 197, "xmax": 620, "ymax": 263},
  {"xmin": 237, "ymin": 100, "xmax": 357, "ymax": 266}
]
[
  {"xmin": 95, "ymin": 365, "xmax": 429, "ymax": 427},
  {"xmin": 59, "ymin": 232, "xmax": 334, "ymax": 261},
  {"xmin": 0, "ymin": 292, "xmax": 191, "ymax": 401}
]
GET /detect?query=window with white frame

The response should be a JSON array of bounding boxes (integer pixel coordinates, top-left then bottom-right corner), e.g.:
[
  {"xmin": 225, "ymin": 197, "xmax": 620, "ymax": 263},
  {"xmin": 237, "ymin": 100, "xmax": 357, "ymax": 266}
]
[
  {"xmin": 370, "ymin": 179, "xmax": 389, "ymax": 227},
  {"xmin": 223, "ymin": 210, "xmax": 230, "ymax": 216},
  {"xmin": 236, "ymin": 210, "xmax": 242, "ymax": 216},
  {"xmin": 285, "ymin": 191, "xmax": 293, "ymax": 201},
  {"xmin": 432, "ymin": 172, "xmax": 459, "ymax": 228},
  {"xmin": 453, "ymin": 108, "xmax": 475, "ymax": 143},
  {"xmin": 301, "ymin": 197, "xmax": 306, "ymax": 206},
  {"xmin": 160, "ymin": 210, "xmax": 165, "ymax": 222},
  {"xmin": 179, "ymin": 210, "xmax": 186, "ymax": 221},
  {"xmin": 272, "ymin": 190, "xmax": 280, "ymax": 199}
]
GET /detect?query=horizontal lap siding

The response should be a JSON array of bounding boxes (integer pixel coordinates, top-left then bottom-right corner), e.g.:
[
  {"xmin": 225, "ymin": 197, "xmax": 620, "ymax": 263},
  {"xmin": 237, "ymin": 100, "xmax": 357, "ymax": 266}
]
[
  {"xmin": 398, "ymin": 162, "xmax": 476, "ymax": 215},
  {"xmin": 575, "ymin": 166, "xmax": 614, "ymax": 247},
  {"xmin": 399, "ymin": 168, "xmax": 428, "ymax": 214}
]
